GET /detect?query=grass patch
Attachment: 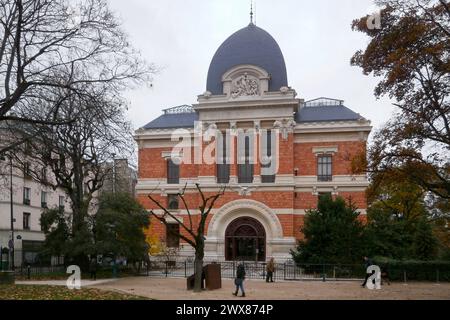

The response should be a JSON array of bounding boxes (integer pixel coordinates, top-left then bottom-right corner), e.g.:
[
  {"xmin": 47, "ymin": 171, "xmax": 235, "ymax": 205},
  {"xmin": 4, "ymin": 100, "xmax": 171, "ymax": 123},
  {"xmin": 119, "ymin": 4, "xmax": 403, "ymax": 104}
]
[{"xmin": 0, "ymin": 284, "xmax": 148, "ymax": 300}]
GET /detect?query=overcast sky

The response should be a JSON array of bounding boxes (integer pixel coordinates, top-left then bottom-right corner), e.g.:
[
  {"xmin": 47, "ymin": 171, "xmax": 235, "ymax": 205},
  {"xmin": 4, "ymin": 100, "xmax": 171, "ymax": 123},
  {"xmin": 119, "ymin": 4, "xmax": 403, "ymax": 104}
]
[{"xmin": 107, "ymin": 0, "xmax": 395, "ymax": 134}]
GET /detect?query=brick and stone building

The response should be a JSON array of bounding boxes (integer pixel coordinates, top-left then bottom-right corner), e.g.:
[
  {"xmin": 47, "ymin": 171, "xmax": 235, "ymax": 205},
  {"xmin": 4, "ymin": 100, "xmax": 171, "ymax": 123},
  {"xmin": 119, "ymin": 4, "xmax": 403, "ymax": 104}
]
[{"xmin": 135, "ymin": 22, "xmax": 372, "ymax": 262}]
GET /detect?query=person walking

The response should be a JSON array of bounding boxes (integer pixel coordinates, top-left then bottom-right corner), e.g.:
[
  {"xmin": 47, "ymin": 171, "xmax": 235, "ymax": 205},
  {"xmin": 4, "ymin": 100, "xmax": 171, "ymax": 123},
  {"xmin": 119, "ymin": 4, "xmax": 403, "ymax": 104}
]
[
  {"xmin": 266, "ymin": 258, "xmax": 275, "ymax": 283},
  {"xmin": 89, "ymin": 257, "xmax": 98, "ymax": 281},
  {"xmin": 233, "ymin": 262, "xmax": 246, "ymax": 297},
  {"xmin": 361, "ymin": 256, "xmax": 374, "ymax": 287}
]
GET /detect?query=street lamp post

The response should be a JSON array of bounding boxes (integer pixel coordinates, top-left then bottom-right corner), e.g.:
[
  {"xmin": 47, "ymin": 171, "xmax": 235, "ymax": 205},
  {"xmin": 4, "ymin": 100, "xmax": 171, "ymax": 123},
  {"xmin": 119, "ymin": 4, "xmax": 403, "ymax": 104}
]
[
  {"xmin": 1, "ymin": 154, "xmax": 14, "ymax": 270},
  {"xmin": 9, "ymin": 155, "xmax": 14, "ymax": 270},
  {"xmin": 112, "ymin": 153, "xmax": 116, "ymax": 194}
]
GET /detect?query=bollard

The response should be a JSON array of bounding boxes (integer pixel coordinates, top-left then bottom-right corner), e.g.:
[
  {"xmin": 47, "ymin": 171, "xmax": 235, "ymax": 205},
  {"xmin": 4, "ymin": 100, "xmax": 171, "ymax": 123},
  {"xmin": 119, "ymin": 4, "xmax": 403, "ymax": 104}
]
[
  {"xmin": 112, "ymin": 262, "xmax": 117, "ymax": 278},
  {"xmin": 165, "ymin": 261, "xmax": 168, "ymax": 278},
  {"xmin": 322, "ymin": 264, "xmax": 326, "ymax": 282},
  {"xmin": 403, "ymin": 270, "xmax": 407, "ymax": 285},
  {"xmin": 27, "ymin": 265, "xmax": 31, "ymax": 280}
]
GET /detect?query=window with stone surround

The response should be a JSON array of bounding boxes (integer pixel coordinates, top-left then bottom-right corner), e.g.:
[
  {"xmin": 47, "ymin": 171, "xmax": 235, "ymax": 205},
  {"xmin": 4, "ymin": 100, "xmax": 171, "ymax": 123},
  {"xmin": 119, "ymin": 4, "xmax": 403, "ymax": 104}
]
[
  {"xmin": 167, "ymin": 194, "xmax": 179, "ymax": 210},
  {"xmin": 317, "ymin": 155, "xmax": 332, "ymax": 182},
  {"xmin": 238, "ymin": 135, "xmax": 254, "ymax": 183},
  {"xmin": 166, "ymin": 224, "xmax": 180, "ymax": 248},
  {"xmin": 261, "ymin": 130, "xmax": 275, "ymax": 183},
  {"xmin": 41, "ymin": 191, "xmax": 48, "ymax": 208},
  {"xmin": 23, "ymin": 187, "xmax": 31, "ymax": 205},
  {"xmin": 318, "ymin": 192, "xmax": 332, "ymax": 202},
  {"xmin": 167, "ymin": 159, "xmax": 179, "ymax": 184},
  {"xmin": 216, "ymin": 133, "xmax": 230, "ymax": 183},
  {"xmin": 23, "ymin": 212, "xmax": 31, "ymax": 230}
]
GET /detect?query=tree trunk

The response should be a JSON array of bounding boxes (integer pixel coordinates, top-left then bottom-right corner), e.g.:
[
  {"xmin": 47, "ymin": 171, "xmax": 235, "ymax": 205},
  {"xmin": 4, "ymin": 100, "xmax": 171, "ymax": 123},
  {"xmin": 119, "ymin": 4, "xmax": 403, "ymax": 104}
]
[{"xmin": 193, "ymin": 241, "xmax": 204, "ymax": 293}]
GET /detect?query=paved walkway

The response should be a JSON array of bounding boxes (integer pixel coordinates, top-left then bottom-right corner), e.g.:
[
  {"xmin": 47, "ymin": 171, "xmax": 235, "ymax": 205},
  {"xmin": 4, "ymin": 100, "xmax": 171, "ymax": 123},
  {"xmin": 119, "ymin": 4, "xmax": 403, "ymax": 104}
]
[
  {"xmin": 16, "ymin": 279, "xmax": 118, "ymax": 287},
  {"xmin": 93, "ymin": 277, "xmax": 450, "ymax": 300}
]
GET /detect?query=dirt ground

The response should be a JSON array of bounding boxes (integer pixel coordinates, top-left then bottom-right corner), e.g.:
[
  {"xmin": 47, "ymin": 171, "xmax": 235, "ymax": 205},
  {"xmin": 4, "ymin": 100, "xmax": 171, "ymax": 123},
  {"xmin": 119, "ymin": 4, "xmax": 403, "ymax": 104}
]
[{"xmin": 93, "ymin": 277, "xmax": 450, "ymax": 300}]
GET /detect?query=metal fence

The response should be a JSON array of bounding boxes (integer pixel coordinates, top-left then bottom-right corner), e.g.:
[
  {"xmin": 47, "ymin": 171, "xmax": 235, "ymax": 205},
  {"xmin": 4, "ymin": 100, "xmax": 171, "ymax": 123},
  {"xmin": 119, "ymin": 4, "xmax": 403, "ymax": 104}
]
[
  {"xmin": 14, "ymin": 265, "xmax": 66, "ymax": 278},
  {"xmin": 145, "ymin": 259, "xmax": 450, "ymax": 282},
  {"xmin": 145, "ymin": 260, "xmax": 367, "ymax": 281},
  {"xmin": 3, "ymin": 252, "xmax": 448, "ymax": 283},
  {"xmin": 0, "ymin": 248, "xmax": 64, "ymax": 271}
]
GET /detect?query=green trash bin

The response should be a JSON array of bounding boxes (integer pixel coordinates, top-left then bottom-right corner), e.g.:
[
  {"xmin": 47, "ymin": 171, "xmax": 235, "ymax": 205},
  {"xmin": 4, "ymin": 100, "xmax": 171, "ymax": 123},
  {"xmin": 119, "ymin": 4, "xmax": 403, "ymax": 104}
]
[{"xmin": 1, "ymin": 261, "xmax": 8, "ymax": 271}]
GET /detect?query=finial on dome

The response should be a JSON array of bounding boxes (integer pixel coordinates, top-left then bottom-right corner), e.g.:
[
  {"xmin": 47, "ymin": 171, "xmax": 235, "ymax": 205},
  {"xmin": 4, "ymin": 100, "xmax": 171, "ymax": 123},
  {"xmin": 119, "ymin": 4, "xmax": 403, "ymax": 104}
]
[{"xmin": 250, "ymin": 1, "xmax": 254, "ymax": 25}]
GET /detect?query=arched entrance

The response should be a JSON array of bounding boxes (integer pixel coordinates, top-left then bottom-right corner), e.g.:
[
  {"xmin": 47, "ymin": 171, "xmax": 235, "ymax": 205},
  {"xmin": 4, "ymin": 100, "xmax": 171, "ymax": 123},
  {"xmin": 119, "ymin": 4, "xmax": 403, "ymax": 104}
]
[{"xmin": 225, "ymin": 217, "xmax": 266, "ymax": 261}]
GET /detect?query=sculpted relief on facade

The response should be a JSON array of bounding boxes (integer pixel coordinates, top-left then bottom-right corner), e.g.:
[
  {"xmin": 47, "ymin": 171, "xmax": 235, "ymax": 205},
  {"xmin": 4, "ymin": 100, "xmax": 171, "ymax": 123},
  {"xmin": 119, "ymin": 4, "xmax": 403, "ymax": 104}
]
[{"xmin": 231, "ymin": 73, "xmax": 259, "ymax": 98}]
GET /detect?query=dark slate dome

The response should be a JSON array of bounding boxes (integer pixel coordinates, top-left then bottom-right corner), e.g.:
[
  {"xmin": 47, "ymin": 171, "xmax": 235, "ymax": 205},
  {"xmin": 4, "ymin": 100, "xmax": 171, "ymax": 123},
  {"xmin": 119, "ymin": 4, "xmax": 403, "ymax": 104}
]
[{"xmin": 206, "ymin": 23, "xmax": 288, "ymax": 95}]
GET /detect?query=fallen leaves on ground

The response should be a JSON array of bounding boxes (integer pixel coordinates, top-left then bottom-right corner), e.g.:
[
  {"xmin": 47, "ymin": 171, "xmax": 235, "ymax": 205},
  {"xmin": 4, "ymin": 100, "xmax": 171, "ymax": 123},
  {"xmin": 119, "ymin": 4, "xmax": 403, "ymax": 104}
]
[{"xmin": 0, "ymin": 285, "xmax": 148, "ymax": 300}]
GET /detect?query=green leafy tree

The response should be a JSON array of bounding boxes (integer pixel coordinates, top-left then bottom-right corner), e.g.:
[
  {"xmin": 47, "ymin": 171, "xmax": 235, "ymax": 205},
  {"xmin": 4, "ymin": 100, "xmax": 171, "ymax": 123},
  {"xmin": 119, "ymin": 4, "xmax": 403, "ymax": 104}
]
[
  {"xmin": 364, "ymin": 204, "xmax": 414, "ymax": 259},
  {"xmin": 40, "ymin": 193, "xmax": 149, "ymax": 269},
  {"xmin": 93, "ymin": 193, "xmax": 150, "ymax": 264},
  {"xmin": 40, "ymin": 207, "xmax": 71, "ymax": 261},
  {"xmin": 291, "ymin": 195, "xmax": 365, "ymax": 264},
  {"xmin": 364, "ymin": 167, "xmax": 439, "ymax": 260},
  {"xmin": 412, "ymin": 217, "xmax": 439, "ymax": 260}
]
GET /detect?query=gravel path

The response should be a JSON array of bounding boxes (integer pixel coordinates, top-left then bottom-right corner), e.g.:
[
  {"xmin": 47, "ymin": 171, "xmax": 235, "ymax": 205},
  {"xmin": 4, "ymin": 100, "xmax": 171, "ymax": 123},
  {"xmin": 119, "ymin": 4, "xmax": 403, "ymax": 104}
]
[{"xmin": 93, "ymin": 277, "xmax": 450, "ymax": 300}]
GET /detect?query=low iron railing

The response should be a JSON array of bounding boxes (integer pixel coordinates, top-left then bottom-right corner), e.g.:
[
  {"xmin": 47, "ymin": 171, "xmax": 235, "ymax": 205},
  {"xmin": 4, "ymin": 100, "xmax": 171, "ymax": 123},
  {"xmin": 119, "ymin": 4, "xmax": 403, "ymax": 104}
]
[{"xmin": 145, "ymin": 260, "xmax": 368, "ymax": 281}]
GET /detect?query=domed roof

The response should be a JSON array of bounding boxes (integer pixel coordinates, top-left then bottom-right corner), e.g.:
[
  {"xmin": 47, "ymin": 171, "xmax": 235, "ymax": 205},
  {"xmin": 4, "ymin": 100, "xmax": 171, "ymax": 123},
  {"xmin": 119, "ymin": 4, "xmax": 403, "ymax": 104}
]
[{"xmin": 206, "ymin": 23, "xmax": 288, "ymax": 95}]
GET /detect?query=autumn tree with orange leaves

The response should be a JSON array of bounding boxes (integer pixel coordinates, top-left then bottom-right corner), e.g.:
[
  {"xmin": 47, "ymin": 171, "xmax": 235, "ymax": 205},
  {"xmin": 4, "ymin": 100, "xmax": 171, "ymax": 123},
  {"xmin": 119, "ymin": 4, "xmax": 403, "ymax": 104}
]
[{"xmin": 351, "ymin": 0, "xmax": 450, "ymax": 203}]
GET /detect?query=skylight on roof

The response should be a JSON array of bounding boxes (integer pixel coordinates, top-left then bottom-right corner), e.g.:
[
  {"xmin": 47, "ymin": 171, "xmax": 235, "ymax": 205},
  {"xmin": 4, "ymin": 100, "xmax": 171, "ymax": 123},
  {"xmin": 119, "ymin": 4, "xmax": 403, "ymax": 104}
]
[
  {"xmin": 303, "ymin": 98, "xmax": 344, "ymax": 107},
  {"xmin": 162, "ymin": 105, "xmax": 195, "ymax": 114}
]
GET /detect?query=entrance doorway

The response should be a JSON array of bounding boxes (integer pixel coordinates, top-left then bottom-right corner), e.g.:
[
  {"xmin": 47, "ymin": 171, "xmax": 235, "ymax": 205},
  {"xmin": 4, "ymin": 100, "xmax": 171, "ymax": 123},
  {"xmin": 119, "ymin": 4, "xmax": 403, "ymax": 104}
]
[{"xmin": 225, "ymin": 217, "xmax": 266, "ymax": 261}]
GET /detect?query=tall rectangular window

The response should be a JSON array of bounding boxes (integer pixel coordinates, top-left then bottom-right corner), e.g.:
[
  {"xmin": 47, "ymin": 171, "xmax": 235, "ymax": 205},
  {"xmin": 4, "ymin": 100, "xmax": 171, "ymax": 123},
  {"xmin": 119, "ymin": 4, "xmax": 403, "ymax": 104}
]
[
  {"xmin": 41, "ymin": 191, "xmax": 48, "ymax": 208},
  {"xmin": 59, "ymin": 196, "xmax": 65, "ymax": 211},
  {"xmin": 23, "ymin": 212, "xmax": 31, "ymax": 230},
  {"xmin": 41, "ymin": 167, "xmax": 47, "ymax": 182},
  {"xmin": 238, "ymin": 136, "xmax": 254, "ymax": 183},
  {"xmin": 166, "ymin": 224, "xmax": 180, "ymax": 248},
  {"xmin": 217, "ymin": 133, "xmax": 230, "ymax": 183},
  {"xmin": 24, "ymin": 162, "xmax": 31, "ymax": 179},
  {"xmin": 23, "ymin": 187, "xmax": 31, "ymax": 205},
  {"xmin": 167, "ymin": 159, "xmax": 179, "ymax": 184},
  {"xmin": 261, "ymin": 130, "xmax": 276, "ymax": 183},
  {"xmin": 167, "ymin": 194, "xmax": 179, "ymax": 210},
  {"xmin": 317, "ymin": 155, "xmax": 332, "ymax": 182}
]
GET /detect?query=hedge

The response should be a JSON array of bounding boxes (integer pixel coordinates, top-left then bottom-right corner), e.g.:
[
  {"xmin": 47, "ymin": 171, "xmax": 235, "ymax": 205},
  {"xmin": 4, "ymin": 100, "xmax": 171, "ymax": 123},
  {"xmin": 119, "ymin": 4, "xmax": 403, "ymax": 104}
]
[{"xmin": 373, "ymin": 257, "xmax": 450, "ymax": 282}]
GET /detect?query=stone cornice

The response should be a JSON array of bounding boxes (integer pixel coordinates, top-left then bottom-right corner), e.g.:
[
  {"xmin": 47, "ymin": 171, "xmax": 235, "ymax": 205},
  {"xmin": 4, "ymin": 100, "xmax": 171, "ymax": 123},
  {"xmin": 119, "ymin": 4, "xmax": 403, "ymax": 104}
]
[{"xmin": 295, "ymin": 121, "xmax": 372, "ymax": 134}]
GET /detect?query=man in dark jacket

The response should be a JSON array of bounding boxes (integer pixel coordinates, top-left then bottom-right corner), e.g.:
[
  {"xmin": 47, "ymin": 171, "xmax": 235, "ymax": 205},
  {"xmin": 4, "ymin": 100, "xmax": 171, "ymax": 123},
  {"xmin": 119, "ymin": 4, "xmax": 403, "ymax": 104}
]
[
  {"xmin": 361, "ymin": 256, "xmax": 374, "ymax": 287},
  {"xmin": 233, "ymin": 263, "xmax": 246, "ymax": 297}
]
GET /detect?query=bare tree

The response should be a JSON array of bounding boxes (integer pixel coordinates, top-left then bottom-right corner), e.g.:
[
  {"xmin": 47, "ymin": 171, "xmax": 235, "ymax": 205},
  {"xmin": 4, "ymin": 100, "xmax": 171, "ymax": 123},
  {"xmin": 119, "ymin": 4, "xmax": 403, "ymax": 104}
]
[
  {"xmin": 10, "ymin": 82, "xmax": 134, "ymax": 266},
  {"xmin": 0, "ymin": 0, "xmax": 152, "ymax": 154},
  {"xmin": 147, "ymin": 183, "xmax": 226, "ymax": 293}
]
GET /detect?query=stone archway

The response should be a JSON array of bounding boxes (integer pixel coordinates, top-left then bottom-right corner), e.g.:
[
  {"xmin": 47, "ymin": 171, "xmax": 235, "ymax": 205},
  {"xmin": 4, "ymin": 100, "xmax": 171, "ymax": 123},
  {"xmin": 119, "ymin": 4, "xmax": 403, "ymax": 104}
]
[
  {"xmin": 225, "ymin": 217, "xmax": 266, "ymax": 261},
  {"xmin": 205, "ymin": 199, "xmax": 284, "ymax": 260}
]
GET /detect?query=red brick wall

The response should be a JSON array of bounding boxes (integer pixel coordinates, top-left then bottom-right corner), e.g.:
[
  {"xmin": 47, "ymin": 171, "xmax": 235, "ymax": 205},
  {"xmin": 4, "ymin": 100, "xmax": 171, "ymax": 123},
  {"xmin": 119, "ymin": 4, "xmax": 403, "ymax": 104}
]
[
  {"xmin": 293, "ymin": 215, "xmax": 305, "ymax": 242},
  {"xmin": 337, "ymin": 191, "xmax": 367, "ymax": 209},
  {"xmin": 138, "ymin": 137, "xmax": 368, "ymax": 245},
  {"xmin": 139, "ymin": 140, "xmax": 366, "ymax": 179},
  {"xmin": 294, "ymin": 141, "xmax": 366, "ymax": 176},
  {"xmin": 277, "ymin": 214, "xmax": 294, "ymax": 237},
  {"xmin": 278, "ymin": 133, "xmax": 294, "ymax": 175},
  {"xmin": 138, "ymin": 147, "xmax": 171, "ymax": 179}
]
